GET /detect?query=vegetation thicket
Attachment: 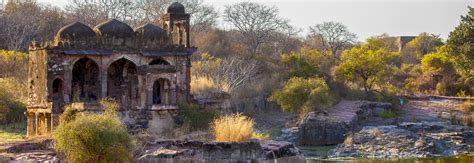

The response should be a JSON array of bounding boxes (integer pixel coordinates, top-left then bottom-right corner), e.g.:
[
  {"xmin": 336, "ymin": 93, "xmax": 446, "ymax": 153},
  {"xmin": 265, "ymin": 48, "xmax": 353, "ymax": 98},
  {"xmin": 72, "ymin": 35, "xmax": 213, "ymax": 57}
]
[{"xmin": 53, "ymin": 99, "xmax": 133, "ymax": 162}]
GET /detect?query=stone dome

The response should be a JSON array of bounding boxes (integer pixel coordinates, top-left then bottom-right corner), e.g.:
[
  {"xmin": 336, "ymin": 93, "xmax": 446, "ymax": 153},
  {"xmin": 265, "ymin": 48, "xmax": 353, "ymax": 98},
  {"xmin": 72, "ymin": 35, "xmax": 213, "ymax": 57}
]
[
  {"xmin": 94, "ymin": 19, "xmax": 134, "ymax": 38},
  {"xmin": 56, "ymin": 22, "xmax": 96, "ymax": 40},
  {"xmin": 167, "ymin": 2, "xmax": 185, "ymax": 14},
  {"xmin": 135, "ymin": 23, "xmax": 168, "ymax": 41}
]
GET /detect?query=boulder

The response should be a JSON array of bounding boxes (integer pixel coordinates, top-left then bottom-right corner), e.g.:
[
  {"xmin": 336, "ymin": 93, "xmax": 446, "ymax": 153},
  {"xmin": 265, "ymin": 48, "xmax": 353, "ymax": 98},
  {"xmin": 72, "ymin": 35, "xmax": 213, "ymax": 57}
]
[{"xmin": 297, "ymin": 112, "xmax": 351, "ymax": 145}]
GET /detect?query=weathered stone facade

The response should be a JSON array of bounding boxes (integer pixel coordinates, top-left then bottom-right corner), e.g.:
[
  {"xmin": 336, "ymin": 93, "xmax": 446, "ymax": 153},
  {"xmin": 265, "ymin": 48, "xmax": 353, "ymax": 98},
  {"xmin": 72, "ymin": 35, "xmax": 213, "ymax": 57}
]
[{"xmin": 26, "ymin": 2, "xmax": 195, "ymax": 137}]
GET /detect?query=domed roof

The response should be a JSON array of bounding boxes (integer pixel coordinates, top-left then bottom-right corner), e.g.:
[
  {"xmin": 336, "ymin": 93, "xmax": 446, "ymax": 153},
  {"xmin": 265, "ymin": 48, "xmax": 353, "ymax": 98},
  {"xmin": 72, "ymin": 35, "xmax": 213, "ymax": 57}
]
[
  {"xmin": 135, "ymin": 23, "xmax": 168, "ymax": 40},
  {"xmin": 56, "ymin": 22, "xmax": 96, "ymax": 40},
  {"xmin": 167, "ymin": 2, "xmax": 185, "ymax": 14},
  {"xmin": 94, "ymin": 19, "xmax": 134, "ymax": 38}
]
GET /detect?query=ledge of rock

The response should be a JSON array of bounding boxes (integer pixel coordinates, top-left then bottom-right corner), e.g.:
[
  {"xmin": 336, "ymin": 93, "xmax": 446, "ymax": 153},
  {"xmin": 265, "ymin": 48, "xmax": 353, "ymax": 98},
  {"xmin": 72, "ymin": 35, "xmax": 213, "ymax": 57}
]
[
  {"xmin": 294, "ymin": 100, "xmax": 392, "ymax": 145},
  {"xmin": 137, "ymin": 140, "xmax": 305, "ymax": 162},
  {"xmin": 329, "ymin": 123, "xmax": 474, "ymax": 158}
]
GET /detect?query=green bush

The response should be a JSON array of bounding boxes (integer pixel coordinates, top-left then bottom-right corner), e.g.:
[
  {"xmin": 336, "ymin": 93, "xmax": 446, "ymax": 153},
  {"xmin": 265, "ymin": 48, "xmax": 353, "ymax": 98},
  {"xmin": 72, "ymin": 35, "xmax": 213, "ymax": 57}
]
[
  {"xmin": 377, "ymin": 110, "xmax": 398, "ymax": 119},
  {"xmin": 269, "ymin": 77, "xmax": 333, "ymax": 113},
  {"xmin": 179, "ymin": 103, "xmax": 219, "ymax": 131},
  {"xmin": 53, "ymin": 99, "xmax": 133, "ymax": 162},
  {"xmin": 0, "ymin": 78, "xmax": 26, "ymax": 124}
]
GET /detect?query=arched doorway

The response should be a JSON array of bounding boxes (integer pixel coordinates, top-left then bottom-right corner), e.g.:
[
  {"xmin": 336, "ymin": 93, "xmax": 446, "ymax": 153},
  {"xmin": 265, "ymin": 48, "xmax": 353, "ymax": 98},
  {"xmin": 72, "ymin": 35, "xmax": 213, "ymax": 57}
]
[
  {"xmin": 149, "ymin": 58, "xmax": 170, "ymax": 65},
  {"xmin": 107, "ymin": 58, "xmax": 138, "ymax": 109},
  {"xmin": 71, "ymin": 58, "xmax": 100, "ymax": 103},
  {"xmin": 52, "ymin": 78, "xmax": 64, "ymax": 113},
  {"xmin": 152, "ymin": 79, "xmax": 171, "ymax": 105}
]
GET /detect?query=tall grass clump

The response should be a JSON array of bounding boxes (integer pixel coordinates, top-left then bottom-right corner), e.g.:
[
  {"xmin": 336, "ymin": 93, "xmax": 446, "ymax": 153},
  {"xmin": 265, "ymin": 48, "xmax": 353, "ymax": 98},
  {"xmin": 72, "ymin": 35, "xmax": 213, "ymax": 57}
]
[
  {"xmin": 53, "ymin": 99, "xmax": 133, "ymax": 162},
  {"xmin": 211, "ymin": 113, "xmax": 254, "ymax": 142}
]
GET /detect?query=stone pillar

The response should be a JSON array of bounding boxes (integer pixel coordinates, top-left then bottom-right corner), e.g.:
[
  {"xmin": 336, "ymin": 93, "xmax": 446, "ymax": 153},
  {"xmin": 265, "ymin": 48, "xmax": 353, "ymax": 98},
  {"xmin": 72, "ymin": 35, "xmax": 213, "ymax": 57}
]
[
  {"xmin": 185, "ymin": 22, "xmax": 190, "ymax": 47},
  {"xmin": 46, "ymin": 113, "xmax": 52, "ymax": 134},
  {"xmin": 101, "ymin": 69, "xmax": 108, "ymax": 99},
  {"xmin": 35, "ymin": 113, "xmax": 40, "ymax": 136},
  {"xmin": 178, "ymin": 27, "xmax": 183, "ymax": 46},
  {"xmin": 40, "ymin": 113, "xmax": 47, "ymax": 136},
  {"xmin": 26, "ymin": 112, "xmax": 35, "ymax": 137}
]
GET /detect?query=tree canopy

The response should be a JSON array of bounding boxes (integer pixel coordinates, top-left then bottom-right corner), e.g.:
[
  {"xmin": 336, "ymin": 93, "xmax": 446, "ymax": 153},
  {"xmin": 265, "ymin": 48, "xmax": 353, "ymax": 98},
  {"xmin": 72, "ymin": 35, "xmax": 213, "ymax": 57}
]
[{"xmin": 335, "ymin": 38, "xmax": 401, "ymax": 96}]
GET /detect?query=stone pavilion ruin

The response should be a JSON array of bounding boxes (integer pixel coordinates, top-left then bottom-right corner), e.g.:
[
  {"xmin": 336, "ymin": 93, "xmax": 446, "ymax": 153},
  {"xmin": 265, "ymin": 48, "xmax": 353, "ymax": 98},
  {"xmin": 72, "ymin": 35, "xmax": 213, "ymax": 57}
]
[{"xmin": 26, "ymin": 2, "xmax": 195, "ymax": 137}]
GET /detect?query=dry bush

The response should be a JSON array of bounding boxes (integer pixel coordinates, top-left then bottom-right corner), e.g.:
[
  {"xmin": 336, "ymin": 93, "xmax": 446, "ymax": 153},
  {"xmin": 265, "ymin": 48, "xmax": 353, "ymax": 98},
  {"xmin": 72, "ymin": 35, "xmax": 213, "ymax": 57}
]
[
  {"xmin": 190, "ymin": 76, "xmax": 229, "ymax": 98},
  {"xmin": 211, "ymin": 113, "xmax": 255, "ymax": 142},
  {"xmin": 458, "ymin": 101, "xmax": 474, "ymax": 113}
]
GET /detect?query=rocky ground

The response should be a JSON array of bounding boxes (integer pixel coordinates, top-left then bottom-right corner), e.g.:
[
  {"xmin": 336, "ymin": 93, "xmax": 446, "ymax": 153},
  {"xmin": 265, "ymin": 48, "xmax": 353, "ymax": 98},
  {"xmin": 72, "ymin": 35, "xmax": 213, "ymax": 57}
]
[
  {"xmin": 329, "ymin": 123, "xmax": 473, "ymax": 158},
  {"xmin": 0, "ymin": 139, "xmax": 58, "ymax": 162}
]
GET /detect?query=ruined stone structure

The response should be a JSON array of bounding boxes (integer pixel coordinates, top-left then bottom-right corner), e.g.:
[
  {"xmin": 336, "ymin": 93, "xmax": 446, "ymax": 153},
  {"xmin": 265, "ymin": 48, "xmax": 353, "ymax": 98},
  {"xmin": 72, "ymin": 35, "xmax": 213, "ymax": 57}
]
[{"xmin": 26, "ymin": 2, "xmax": 195, "ymax": 137}]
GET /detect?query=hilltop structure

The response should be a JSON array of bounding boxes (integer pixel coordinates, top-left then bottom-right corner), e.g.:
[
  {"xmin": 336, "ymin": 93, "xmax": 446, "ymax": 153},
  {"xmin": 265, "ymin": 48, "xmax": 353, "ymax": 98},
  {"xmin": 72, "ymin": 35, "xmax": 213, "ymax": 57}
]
[{"xmin": 26, "ymin": 2, "xmax": 195, "ymax": 137}]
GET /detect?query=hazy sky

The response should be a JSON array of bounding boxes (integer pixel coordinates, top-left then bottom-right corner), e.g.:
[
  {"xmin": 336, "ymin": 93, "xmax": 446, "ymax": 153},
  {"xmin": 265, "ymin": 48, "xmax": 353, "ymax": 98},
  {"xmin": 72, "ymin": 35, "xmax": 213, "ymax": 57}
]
[{"xmin": 30, "ymin": 0, "xmax": 474, "ymax": 41}]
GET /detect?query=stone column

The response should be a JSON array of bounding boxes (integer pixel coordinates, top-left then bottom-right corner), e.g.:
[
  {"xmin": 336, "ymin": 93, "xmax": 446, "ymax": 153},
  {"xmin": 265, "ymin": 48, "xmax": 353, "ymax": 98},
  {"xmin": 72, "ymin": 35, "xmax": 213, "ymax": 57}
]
[
  {"xmin": 40, "ymin": 113, "xmax": 47, "ymax": 136},
  {"xmin": 101, "ymin": 68, "xmax": 108, "ymax": 99},
  {"xmin": 46, "ymin": 113, "xmax": 52, "ymax": 134},
  {"xmin": 26, "ymin": 112, "xmax": 35, "ymax": 137},
  {"xmin": 35, "ymin": 113, "xmax": 40, "ymax": 136}
]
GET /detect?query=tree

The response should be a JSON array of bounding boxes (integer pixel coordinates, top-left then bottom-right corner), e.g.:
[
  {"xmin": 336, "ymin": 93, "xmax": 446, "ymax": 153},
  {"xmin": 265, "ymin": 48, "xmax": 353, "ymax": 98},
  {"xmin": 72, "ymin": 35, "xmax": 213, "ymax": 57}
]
[
  {"xmin": 192, "ymin": 54, "xmax": 259, "ymax": 94},
  {"xmin": 223, "ymin": 2, "xmax": 291, "ymax": 58},
  {"xmin": 335, "ymin": 38, "xmax": 401, "ymax": 96},
  {"xmin": 404, "ymin": 32, "xmax": 444, "ymax": 63},
  {"xmin": 446, "ymin": 7, "xmax": 474, "ymax": 83},
  {"xmin": 307, "ymin": 22, "xmax": 357, "ymax": 56},
  {"xmin": 269, "ymin": 77, "xmax": 332, "ymax": 113},
  {"xmin": 280, "ymin": 50, "xmax": 320, "ymax": 79},
  {"xmin": 419, "ymin": 46, "xmax": 458, "ymax": 95}
]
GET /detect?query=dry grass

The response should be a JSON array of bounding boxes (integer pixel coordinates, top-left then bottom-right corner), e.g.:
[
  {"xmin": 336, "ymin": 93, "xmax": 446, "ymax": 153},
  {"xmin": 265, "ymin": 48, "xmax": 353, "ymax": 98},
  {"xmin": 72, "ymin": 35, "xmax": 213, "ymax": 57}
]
[
  {"xmin": 190, "ymin": 76, "xmax": 229, "ymax": 98},
  {"xmin": 211, "ymin": 113, "xmax": 254, "ymax": 142}
]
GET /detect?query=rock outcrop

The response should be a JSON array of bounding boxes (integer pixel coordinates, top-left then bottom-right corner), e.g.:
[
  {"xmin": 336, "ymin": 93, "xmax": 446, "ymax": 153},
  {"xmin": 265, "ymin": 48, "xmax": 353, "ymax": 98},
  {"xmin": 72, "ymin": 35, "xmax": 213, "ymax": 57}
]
[
  {"xmin": 293, "ymin": 100, "xmax": 392, "ymax": 145},
  {"xmin": 137, "ymin": 140, "xmax": 305, "ymax": 162},
  {"xmin": 329, "ymin": 123, "xmax": 474, "ymax": 158}
]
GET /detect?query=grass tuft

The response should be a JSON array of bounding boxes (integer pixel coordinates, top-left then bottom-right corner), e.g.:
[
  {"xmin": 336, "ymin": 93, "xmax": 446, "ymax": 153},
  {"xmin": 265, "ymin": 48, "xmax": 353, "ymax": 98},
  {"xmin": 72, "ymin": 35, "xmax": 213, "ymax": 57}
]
[{"xmin": 211, "ymin": 113, "xmax": 254, "ymax": 142}]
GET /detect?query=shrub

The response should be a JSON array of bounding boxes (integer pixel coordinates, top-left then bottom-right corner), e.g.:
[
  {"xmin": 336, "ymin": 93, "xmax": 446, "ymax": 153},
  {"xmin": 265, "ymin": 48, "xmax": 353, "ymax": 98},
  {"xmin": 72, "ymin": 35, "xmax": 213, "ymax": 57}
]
[
  {"xmin": 377, "ymin": 110, "xmax": 398, "ymax": 119},
  {"xmin": 53, "ymin": 99, "xmax": 133, "ymax": 162},
  {"xmin": 269, "ymin": 77, "xmax": 333, "ymax": 113},
  {"xmin": 59, "ymin": 105, "xmax": 78, "ymax": 124},
  {"xmin": 179, "ymin": 103, "xmax": 219, "ymax": 131},
  {"xmin": 211, "ymin": 113, "xmax": 254, "ymax": 142},
  {"xmin": 252, "ymin": 132, "xmax": 270, "ymax": 140},
  {"xmin": 458, "ymin": 101, "xmax": 474, "ymax": 113},
  {"xmin": 0, "ymin": 78, "xmax": 26, "ymax": 124}
]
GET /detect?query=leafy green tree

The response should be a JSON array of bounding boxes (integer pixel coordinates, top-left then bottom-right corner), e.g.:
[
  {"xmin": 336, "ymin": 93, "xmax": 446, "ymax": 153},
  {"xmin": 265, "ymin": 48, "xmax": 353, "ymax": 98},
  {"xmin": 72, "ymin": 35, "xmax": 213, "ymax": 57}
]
[
  {"xmin": 405, "ymin": 32, "xmax": 444, "ymax": 62},
  {"xmin": 419, "ymin": 46, "xmax": 458, "ymax": 94},
  {"xmin": 53, "ymin": 99, "xmax": 133, "ymax": 162},
  {"xmin": 446, "ymin": 7, "xmax": 474, "ymax": 83},
  {"xmin": 269, "ymin": 77, "xmax": 332, "ymax": 113},
  {"xmin": 335, "ymin": 38, "xmax": 401, "ymax": 96},
  {"xmin": 280, "ymin": 49, "xmax": 320, "ymax": 78}
]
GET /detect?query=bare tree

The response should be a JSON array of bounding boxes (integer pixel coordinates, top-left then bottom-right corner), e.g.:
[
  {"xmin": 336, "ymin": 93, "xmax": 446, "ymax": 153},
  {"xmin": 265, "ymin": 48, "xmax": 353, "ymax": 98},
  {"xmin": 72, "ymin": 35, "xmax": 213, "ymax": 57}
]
[
  {"xmin": 307, "ymin": 22, "xmax": 357, "ymax": 56},
  {"xmin": 0, "ymin": 2, "xmax": 42, "ymax": 51},
  {"xmin": 66, "ymin": 0, "xmax": 218, "ymax": 29},
  {"xmin": 223, "ymin": 2, "xmax": 291, "ymax": 58},
  {"xmin": 193, "ymin": 56, "xmax": 259, "ymax": 93}
]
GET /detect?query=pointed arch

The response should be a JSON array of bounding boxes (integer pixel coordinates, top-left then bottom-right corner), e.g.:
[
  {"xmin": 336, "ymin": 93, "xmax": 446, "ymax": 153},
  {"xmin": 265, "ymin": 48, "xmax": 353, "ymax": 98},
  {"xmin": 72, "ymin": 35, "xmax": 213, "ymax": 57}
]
[
  {"xmin": 71, "ymin": 57, "xmax": 100, "ymax": 103},
  {"xmin": 152, "ymin": 78, "xmax": 171, "ymax": 104},
  {"xmin": 107, "ymin": 58, "xmax": 138, "ymax": 109}
]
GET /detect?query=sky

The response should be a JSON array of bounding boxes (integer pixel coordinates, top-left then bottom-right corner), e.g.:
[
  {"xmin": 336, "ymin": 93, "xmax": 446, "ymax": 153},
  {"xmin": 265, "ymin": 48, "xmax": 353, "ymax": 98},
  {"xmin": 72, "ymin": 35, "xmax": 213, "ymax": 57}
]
[{"xmin": 26, "ymin": 0, "xmax": 474, "ymax": 41}]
